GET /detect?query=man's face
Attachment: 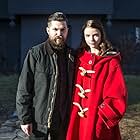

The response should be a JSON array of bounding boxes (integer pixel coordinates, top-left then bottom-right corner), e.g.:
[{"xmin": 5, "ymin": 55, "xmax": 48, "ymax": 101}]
[{"xmin": 47, "ymin": 20, "xmax": 68, "ymax": 48}]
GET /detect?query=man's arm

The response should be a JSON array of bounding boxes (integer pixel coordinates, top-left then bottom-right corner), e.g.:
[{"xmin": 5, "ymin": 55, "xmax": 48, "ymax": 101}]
[{"xmin": 16, "ymin": 49, "xmax": 36, "ymax": 135}]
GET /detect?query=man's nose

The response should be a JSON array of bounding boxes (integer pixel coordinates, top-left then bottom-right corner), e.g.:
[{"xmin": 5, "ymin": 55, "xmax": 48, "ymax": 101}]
[{"xmin": 57, "ymin": 30, "xmax": 62, "ymax": 36}]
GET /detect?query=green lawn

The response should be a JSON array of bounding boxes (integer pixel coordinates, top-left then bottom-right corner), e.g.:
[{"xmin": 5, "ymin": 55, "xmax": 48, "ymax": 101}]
[
  {"xmin": 0, "ymin": 74, "xmax": 140, "ymax": 139},
  {"xmin": 0, "ymin": 74, "xmax": 140, "ymax": 114},
  {"xmin": 0, "ymin": 74, "xmax": 19, "ymax": 115},
  {"xmin": 125, "ymin": 75, "xmax": 140, "ymax": 105},
  {"xmin": 120, "ymin": 75, "xmax": 140, "ymax": 140}
]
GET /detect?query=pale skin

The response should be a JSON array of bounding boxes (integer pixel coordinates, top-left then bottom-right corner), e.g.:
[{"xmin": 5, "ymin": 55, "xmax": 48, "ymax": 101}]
[
  {"xmin": 21, "ymin": 123, "xmax": 32, "ymax": 136},
  {"xmin": 84, "ymin": 27, "xmax": 101, "ymax": 55},
  {"xmin": 21, "ymin": 20, "xmax": 68, "ymax": 136}
]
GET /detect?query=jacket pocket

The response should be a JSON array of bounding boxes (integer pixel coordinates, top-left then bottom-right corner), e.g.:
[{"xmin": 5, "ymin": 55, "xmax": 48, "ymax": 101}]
[{"xmin": 35, "ymin": 63, "xmax": 48, "ymax": 73}]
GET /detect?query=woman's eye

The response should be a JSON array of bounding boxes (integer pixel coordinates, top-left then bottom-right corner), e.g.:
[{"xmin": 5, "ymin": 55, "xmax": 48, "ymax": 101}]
[{"xmin": 86, "ymin": 34, "xmax": 90, "ymax": 37}]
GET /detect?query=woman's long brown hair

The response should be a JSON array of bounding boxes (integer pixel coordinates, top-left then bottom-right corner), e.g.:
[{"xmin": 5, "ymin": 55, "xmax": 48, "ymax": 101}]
[{"xmin": 78, "ymin": 19, "xmax": 113, "ymax": 56}]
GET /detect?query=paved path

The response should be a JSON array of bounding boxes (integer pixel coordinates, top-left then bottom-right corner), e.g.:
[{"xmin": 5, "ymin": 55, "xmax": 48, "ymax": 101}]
[{"xmin": 0, "ymin": 111, "xmax": 28, "ymax": 140}]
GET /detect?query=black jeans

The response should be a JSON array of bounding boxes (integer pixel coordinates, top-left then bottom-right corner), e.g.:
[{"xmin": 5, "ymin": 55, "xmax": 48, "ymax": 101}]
[
  {"xmin": 29, "ymin": 130, "xmax": 58, "ymax": 140},
  {"xmin": 28, "ymin": 130, "xmax": 48, "ymax": 140},
  {"xmin": 15, "ymin": 129, "xmax": 62, "ymax": 140}
]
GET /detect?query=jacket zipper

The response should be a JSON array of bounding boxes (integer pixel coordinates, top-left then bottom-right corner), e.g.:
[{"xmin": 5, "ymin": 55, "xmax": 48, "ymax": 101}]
[{"xmin": 47, "ymin": 53, "xmax": 58, "ymax": 128}]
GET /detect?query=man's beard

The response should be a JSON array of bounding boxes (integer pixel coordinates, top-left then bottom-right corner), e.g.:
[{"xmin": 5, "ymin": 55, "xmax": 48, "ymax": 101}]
[{"xmin": 49, "ymin": 36, "xmax": 65, "ymax": 50}]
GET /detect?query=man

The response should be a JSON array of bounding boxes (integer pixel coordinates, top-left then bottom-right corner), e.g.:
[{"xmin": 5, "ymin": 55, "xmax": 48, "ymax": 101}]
[{"xmin": 16, "ymin": 12, "xmax": 75, "ymax": 140}]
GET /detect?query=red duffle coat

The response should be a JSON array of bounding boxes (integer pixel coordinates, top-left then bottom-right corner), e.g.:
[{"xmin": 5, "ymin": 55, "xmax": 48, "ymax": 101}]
[{"xmin": 66, "ymin": 50, "xmax": 127, "ymax": 140}]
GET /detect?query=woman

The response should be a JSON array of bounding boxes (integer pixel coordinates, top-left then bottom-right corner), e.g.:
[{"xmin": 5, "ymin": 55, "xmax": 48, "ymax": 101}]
[{"xmin": 66, "ymin": 19, "xmax": 127, "ymax": 140}]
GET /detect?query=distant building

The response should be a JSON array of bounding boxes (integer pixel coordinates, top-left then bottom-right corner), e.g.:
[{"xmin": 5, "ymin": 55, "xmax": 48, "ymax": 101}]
[{"xmin": 0, "ymin": 0, "xmax": 140, "ymax": 74}]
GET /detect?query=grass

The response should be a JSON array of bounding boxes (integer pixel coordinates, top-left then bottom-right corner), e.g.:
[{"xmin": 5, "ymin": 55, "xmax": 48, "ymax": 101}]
[
  {"xmin": 0, "ymin": 74, "xmax": 140, "ymax": 139},
  {"xmin": 120, "ymin": 75, "xmax": 140, "ymax": 140},
  {"xmin": 0, "ymin": 73, "xmax": 18, "ymax": 117},
  {"xmin": 125, "ymin": 75, "xmax": 140, "ymax": 105}
]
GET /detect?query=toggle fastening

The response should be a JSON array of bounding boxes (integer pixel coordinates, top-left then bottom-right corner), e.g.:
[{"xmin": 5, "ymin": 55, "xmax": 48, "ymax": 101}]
[
  {"xmin": 79, "ymin": 67, "xmax": 95, "ymax": 76},
  {"xmin": 75, "ymin": 84, "xmax": 91, "ymax": 98},
  {"xmin": 73, "ymin": 102, "xmax": 88, "ymax": 117}
]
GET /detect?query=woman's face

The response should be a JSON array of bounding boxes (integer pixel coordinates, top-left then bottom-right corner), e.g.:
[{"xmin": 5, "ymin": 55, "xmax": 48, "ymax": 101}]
[{"xmin": 84, "ymin": 27, "xmax": 101, "ymax": 49}]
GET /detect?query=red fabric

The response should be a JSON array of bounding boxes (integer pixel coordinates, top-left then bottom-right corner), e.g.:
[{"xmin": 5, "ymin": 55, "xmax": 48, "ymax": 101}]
[{"xmin": 66, "ymin": 50, "xmax": 127, "ymax": 140}]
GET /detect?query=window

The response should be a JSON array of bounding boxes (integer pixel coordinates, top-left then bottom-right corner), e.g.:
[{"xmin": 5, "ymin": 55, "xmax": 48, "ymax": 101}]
[{"xmin": 136, "ymin": 27, "xmax": 140, "ymax": 43}]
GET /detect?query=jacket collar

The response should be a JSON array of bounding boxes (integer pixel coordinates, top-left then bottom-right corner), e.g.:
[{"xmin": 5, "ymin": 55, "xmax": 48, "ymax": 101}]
[
  {"xmin": 43, "ymin": 39, "xmax": 75, "ymax": 63},
  {"xmin": 43, "ymin": 39, "xmax": 54, "ymax": 55}
]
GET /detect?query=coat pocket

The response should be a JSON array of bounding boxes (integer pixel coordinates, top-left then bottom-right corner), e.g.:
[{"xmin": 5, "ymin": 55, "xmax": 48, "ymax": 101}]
[
  {"xmin": 96, "ymin": 116, "xmax": 104, "ymax": 138},
  {"xmin": 96, "ymin": 115, "xmax": 113, "ymax": 140}
]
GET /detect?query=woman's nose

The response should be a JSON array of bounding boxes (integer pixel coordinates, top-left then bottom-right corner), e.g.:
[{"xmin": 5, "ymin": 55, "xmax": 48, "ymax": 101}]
[{"xmin": 89, "ymin": 35, "xmax": 94, "ymax": 41}]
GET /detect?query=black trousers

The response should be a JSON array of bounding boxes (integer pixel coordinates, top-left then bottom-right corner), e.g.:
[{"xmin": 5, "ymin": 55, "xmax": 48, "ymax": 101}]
[
  {"xmin": 29, "ymin": 130, "xmax": 57, "ymax": 140},
  {"xmin": 15, "ymin": 129, "xmax": 65, "ymax": 140}
]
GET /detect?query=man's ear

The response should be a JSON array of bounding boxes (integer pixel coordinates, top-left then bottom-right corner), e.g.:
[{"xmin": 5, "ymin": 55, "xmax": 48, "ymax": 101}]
[{"xmin": 46, "ymin": 27, "xmax": 49, "ymax": 34}]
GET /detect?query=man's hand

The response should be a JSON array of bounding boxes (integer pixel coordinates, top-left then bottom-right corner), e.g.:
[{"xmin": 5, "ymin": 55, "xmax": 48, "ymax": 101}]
[{"xmin": 21, "ymin": 123, "xmax": 32, "ymax": 136}]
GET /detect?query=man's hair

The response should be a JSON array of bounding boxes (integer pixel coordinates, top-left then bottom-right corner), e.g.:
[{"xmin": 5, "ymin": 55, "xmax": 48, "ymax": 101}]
[{"xmin": 47, "ymin": 12, "xmax": 68, "ymax": 27}]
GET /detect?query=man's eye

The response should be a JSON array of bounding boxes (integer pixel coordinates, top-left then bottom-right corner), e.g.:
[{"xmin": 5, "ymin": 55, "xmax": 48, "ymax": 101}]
[
  {"xmin": 61, "ymin": 29, "xmax": 65, "ymax": 32},
  {"xmin": 53, "ymin": 28, "xmax": 58, "ymax": 31}
]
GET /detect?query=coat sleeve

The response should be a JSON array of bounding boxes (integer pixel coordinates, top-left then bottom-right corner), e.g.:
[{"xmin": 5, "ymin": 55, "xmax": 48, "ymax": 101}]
[
  {"xmin": 98, "ymin": 59, "xmax": 128, "ymax": 129},
  {"xmin": 16, "ymin": 49, "xmax": 36, "ymax": 125}
]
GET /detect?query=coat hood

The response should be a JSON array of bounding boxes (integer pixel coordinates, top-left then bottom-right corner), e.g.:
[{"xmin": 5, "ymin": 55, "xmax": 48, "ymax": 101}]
[{"xmin": 78, "ymin": 49, "xmax": 121, "ymax": 67}]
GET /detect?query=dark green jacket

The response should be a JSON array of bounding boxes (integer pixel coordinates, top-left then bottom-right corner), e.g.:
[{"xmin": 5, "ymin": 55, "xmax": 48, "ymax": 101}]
[{"xmin": 16, "ymin": 40, "xmax": 75, "ymax": 135}]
